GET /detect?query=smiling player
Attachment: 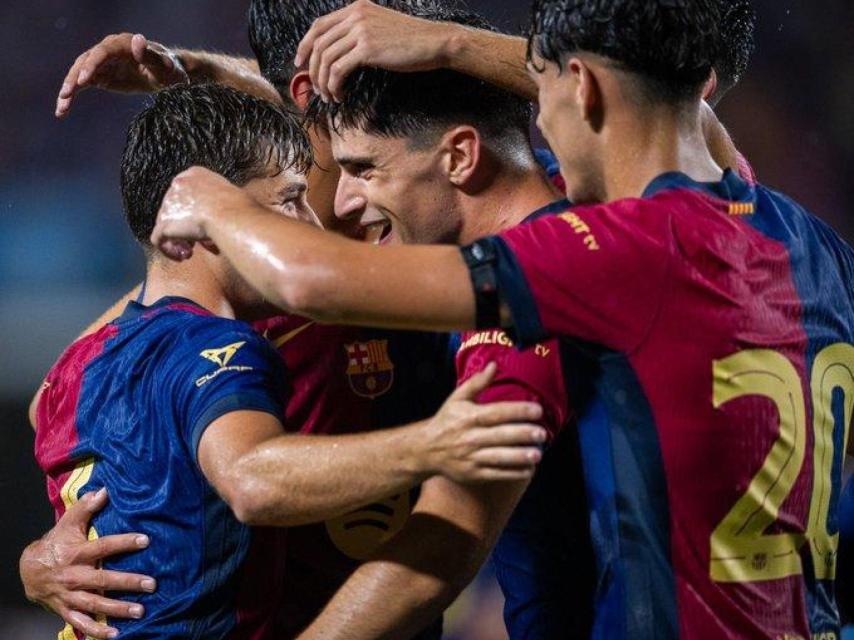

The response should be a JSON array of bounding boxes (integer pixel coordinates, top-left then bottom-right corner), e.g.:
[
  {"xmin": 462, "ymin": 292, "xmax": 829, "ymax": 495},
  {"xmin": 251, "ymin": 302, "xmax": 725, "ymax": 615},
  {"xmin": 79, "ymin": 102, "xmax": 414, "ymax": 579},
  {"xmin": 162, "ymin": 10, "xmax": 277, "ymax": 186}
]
[{"xmin": 152, "ymin": 1, "xmax": 854, "ymax": 638}]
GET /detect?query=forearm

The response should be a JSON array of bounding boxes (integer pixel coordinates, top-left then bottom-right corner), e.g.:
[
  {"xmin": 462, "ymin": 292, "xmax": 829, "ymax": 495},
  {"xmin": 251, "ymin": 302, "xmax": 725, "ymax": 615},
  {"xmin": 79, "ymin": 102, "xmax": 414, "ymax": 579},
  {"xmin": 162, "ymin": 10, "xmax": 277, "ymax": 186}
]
[
  {"xmin": 202, "ymin": 200, "xmax": 475, "ymax": 331},
  {"xmin": 300, "ymin": 514, "xmax": 485, "ymax": 639},
  {"xmin": 177, "ymin": 50, "xmax": 282, "ymax": 105},
  {"xmin": 299, "ymin": 478, "xmax": 527, "ymax": 640},
  {"xmin": 442, "ymin": 25, "xmax": 536, "ymax": 101},
  {"xmin": 228, "ymin": 426, "xmax": 430, "ymax": 527}
]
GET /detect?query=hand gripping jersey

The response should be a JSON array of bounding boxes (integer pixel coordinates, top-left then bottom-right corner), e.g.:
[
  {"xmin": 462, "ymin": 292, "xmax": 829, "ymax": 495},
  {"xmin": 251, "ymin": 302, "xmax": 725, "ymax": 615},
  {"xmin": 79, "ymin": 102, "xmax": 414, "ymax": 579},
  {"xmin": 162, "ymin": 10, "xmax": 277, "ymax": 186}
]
[
  {"xmin": 35, "ymin": 297, "xmax": 288, "ymax": 639},
  {"xmin": 453, "ymin": 199, "xmax": 596, "ymax": 640},
  {"xmin": 462, "ymin": 170, "xmax": 854, "ymax": 640},
  {"xmin": 254, "ymin": 315, "xmax": 453, "ymax": 638}
]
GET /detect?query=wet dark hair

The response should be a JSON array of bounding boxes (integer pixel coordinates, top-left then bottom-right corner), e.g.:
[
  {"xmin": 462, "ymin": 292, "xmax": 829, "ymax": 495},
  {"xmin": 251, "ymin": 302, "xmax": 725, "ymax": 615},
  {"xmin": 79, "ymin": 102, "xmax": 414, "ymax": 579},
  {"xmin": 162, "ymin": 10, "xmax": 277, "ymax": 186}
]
[
  {"xmin": 305, "ymin": 7, "xmax": 532, "ymax": 148},
  {"xmin": 528, "ymin": 0, "xmax": 722, "ymax": 103},
  {"xmin": 120, "ymin": 83, "xmax": 312, "ymax": 249},
  {"xmin": 248, "ymin": 0, "xmax": 445, "ymax": 99},
  {"xmin": 711, "ymin": 0, "xmax": 756, "ymax": 104}
]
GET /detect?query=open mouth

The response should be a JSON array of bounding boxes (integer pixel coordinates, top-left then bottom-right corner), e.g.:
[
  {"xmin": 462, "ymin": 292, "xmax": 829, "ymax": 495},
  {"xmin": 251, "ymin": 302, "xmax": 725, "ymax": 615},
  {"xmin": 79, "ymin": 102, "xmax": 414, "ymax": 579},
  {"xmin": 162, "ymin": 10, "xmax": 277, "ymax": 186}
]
[{"xmin": 363, "ymin": 220, "xmax": 393, "ymax": 245}]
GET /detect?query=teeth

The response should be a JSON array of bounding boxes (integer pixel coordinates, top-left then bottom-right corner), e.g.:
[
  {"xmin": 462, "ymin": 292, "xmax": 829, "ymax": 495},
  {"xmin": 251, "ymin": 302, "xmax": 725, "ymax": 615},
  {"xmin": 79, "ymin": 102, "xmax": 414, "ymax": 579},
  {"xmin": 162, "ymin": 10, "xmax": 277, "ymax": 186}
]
[{"xmin": 364, "ymin": 222, "xmax": 388, "ymax": 245}]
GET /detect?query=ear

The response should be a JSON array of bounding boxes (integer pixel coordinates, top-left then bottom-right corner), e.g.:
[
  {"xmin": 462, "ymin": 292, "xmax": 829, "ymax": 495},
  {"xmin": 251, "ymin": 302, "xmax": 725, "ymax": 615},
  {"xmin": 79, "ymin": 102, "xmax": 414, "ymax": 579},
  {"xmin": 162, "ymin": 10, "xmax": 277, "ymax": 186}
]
[
  {"xmin": 439, "ymin": 126, "xmax": 481, "ymax": 188},
  {"xmin": 290, "ymin": 71, "xmax": 314, "ymax": 111},
  {"xmin": 568, "ymin": 58, "xmax": 601, "ymax": 125},
  {"xmin": 702, "ymin": 68, "xmax": 718, "ymax": 102}
]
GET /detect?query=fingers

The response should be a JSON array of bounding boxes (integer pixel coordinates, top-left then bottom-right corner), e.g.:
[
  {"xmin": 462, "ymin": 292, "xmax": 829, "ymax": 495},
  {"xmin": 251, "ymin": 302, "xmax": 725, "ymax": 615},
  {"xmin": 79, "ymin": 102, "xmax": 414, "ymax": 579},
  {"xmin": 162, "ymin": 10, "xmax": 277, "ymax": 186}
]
[
  {"xmin": 471, "ymin": 400, "xmax": 543, "ymax": 426},
  {"xmin": 469, "ymin": 424, "xmax": 547, "ymax": 448},
  {"xmin": 295, "ymin": 7, "xmax": 349, "ymax": 67},
  {"xmin": 450, "ymin": 362, "xmax": 497, "ymax": 401},
  {"xmin": 56, "ymin": 51, "xmax": 92, "ymax": 117},
  {"xmin": 468, "ymin": 467, "xmax": 537, "ymax": 482},
  {"xmin": 470, "ymin": 446, "xmax": 543, "ymax": 469},
  {"xmin": 66, "ymin": 590, "xmax": 145, "ymax": 620},
  {"xmin": 158, "ymin": 238, "xmax": 195, "ymax": 262},
  {"xmin": 63, "ymin": 566, "xmax": 157, "ymax": 594},
  {"xmin": 313, "ymin": 33, "xmax": 359, "ymax": 102},
  {"xmin": 326, "ymin": 47, "xmax": 368, "ymax": 102},
  {"xmin": 130, "ymin": 33, "xmax": 148, "ymax": 63},
  {"xmin": 65, "ymin": 609, "xmax": 119, "ymax": 640},
  {"xmin": 309, "ymin": 21, "xmax": 355, "ymax": 98},
  {"xmin": 57, "ymin": 488, "xmax": 108, "ymax": 532},
  {"xmin": 74, "ymin": 532, "xmax": 150, "ymax": 564}
]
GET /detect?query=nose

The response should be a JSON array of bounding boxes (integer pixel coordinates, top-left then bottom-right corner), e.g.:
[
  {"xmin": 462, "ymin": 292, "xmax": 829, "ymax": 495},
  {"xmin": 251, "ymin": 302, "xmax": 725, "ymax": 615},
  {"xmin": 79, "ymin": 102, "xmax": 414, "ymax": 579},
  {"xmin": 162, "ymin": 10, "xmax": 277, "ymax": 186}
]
[{"xmin": 334, "ymin": 175, "xmax": 368, "ymax": 221}]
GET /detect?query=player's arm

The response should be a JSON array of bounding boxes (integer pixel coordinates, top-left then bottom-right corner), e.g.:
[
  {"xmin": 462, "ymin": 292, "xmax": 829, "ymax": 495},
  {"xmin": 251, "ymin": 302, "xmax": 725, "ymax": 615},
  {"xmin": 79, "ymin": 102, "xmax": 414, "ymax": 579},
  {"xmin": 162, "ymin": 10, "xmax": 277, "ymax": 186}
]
[
  {"xmin": 296, "ymin": 0, "xmax": 535, "ymax": 103},
  {"xmin": 56, "ymin": 33, "xmax": 280, "ymax": 118},
  {"xmin": 152, "ymin": 168, "xmax": 478, "ymax": 331},
  {"xmin": 152, "ymin": 167, "xmax": 670, "ymax": 352},
  {"xmin": 298, "ymin": 344, "xmax": 568, "ymax": 639},
  {"xmin": 198, "ymin": 365, "xmax": 546, "ymax": 527},
  {"xmin": 300, "ymin": 476, "xmax": 529, "ymax": 640},
  {"xmin": 19, "ymin": 489, "xmax": 155, "ymax": 640}
]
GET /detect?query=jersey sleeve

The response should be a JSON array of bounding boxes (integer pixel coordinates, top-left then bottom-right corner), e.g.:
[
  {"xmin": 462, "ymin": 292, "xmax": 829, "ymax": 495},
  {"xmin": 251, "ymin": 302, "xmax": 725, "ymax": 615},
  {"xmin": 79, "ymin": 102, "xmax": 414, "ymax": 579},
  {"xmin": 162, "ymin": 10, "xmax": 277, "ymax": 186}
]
[
  {"xmin": 175, "ymin": 323, "xmax": 288, "ymax": 460},
  {"xmin": 462, "ymin": 200, "xmax": 674, "ymax": 353},
  {"xmin": 455, "ymin": 331, "xmax": 570, "ymax": 442}
]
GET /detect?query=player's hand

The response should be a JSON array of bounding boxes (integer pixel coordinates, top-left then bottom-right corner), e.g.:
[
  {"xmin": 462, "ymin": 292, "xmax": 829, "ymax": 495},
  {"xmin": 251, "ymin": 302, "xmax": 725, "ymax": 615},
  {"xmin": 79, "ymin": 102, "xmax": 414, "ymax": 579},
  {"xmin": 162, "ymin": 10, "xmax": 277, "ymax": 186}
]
[
  {"xmin": 295, "ymin": 0, "xmax": 458, "ymax": 102},
  {"xmin": 152, "ymin": 166, "xmax": 252, "ymax": 261},
  {"xmin": 419, "ymin": 363, "xmax": 546, "ymax": 483},
  {"xmin": 19, "ymin": 488, "xmax": 156, "ymax": 640},
  {"xmin": 56, "ymin": 33, "xmax": 189, "ymax": 118}
]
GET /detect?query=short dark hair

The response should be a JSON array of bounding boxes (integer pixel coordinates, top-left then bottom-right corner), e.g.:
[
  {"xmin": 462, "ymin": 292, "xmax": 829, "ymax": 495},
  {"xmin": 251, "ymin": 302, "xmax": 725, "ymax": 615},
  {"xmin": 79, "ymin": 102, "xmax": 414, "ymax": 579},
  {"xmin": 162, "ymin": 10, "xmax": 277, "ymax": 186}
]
[
  {"xmin": 305, "ymin": 8, "xmax": 533, "ymax": 148},
  {"xmin": 528, "ymin": 0, "xmax": 722, "ymax": 103},
  {"xmin": 711, "ymin": 0, "xmax": 756, "ymax": 104},
  {"xmin": 248, "ymin": 0, "xmax": 443, "ymax": 99},
  {"xmin": 120, "ymin": 83, "xmax": 312, "ymax": 249}
]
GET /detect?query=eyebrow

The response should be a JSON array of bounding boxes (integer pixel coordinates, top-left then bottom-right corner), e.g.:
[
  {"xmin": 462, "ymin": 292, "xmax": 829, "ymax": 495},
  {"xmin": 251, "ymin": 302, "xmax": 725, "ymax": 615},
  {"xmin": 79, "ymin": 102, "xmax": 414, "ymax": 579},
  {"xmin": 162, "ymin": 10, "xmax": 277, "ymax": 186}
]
[{"xmin": 334, "ymin": 154, "xmax": 376, "ymax": 168}]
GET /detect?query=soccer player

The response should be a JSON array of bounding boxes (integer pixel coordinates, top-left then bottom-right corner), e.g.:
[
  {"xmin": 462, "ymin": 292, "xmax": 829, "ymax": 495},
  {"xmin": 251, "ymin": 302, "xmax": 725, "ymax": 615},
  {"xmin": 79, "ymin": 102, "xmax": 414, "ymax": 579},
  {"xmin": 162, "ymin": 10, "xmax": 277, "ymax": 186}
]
[
  {"xmin": 30, "ymin": 1, "xmax": 761, "ymax": 638},
  {"xmin": 31, "ymin": 82, "xmax": 546, "ymax": 640},
  {"xmin": 151, "ymin": 1, "xmax": 854, "ymax": 638}
]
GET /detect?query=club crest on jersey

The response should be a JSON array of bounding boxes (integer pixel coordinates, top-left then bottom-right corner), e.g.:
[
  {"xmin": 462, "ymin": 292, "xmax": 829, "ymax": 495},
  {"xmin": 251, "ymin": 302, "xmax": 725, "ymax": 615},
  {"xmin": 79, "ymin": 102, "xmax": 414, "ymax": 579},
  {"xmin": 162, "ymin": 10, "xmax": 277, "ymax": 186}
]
[
  {"xmin": 195, "ymin": 341, "xmax": 254, "ymax": 387},
  {"xmin": 344, "ymin": 340, "xmax": 394, "ymax": 398}
]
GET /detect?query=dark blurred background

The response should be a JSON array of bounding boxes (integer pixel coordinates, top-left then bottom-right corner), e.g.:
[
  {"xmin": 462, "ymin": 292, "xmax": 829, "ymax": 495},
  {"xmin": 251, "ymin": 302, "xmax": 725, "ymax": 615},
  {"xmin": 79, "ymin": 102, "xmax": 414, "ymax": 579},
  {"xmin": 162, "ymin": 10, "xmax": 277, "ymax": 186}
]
[{"xmin": 1, "ymin": 1, "xmax": 852, "ymax": 636}]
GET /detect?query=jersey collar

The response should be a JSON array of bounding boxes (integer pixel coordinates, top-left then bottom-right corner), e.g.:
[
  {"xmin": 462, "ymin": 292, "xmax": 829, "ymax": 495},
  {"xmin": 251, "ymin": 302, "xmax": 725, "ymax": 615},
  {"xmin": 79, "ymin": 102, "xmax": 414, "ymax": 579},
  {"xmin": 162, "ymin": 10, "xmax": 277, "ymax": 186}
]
[
  {"xmin": 119, "ymin": 296, "xmax": 210, "ymax": 322},
  {"xmin": 642, "ymin": 168, "xmax": 755, "ymax": 204},
  {"xmin": 524, "ymin": 198, "xmax": 573, "ymax": 224}
]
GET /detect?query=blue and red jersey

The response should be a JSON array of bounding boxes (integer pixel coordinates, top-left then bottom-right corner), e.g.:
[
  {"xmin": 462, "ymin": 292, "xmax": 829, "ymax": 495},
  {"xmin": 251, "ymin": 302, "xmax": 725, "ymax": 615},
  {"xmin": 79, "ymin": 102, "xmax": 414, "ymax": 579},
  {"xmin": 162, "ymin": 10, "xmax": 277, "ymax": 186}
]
[
  {"xmin": 35, "ymin": 297, "xmax": 288, "ymax": 639},
  {"xmin": 453, "ymin": 197, "xmax": 596, "ymax": 639},
  {"xmin": 463, "ymin": 169, "xmax": 854, "ymax": 639}
]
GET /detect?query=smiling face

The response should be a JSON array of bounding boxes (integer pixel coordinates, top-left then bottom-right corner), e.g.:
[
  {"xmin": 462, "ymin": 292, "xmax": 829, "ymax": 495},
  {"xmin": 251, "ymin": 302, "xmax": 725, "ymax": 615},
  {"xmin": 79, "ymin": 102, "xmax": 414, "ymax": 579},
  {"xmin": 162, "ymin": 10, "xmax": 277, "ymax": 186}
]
[{"xmin": 329, "ymin": 127, "xmax": 464, "ymax": 246}]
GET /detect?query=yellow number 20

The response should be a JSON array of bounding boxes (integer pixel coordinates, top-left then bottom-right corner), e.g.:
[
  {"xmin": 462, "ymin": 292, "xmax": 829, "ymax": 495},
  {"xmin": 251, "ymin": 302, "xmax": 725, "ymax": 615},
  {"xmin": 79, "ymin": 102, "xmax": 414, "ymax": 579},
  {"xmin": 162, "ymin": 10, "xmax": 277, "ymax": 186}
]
[{"xmin": 710, "ymin": 343, "xmax": 854, "ymax": 583}]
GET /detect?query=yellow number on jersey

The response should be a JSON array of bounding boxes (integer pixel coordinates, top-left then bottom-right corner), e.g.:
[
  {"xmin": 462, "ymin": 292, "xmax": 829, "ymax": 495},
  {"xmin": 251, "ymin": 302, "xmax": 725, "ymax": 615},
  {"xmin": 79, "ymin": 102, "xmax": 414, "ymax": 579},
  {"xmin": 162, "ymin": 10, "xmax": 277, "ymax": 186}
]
[{"xmin": 709, "ymin": 343, "xmax": 854, "ymax": 583}]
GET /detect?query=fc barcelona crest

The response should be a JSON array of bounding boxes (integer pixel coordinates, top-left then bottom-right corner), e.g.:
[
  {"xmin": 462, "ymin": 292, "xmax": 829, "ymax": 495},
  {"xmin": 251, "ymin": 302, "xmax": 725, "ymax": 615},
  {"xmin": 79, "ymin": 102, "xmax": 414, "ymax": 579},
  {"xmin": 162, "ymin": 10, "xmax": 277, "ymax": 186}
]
[{"xmin": 344, "ymin": 339, "xmax": 394, "ymax": 398}]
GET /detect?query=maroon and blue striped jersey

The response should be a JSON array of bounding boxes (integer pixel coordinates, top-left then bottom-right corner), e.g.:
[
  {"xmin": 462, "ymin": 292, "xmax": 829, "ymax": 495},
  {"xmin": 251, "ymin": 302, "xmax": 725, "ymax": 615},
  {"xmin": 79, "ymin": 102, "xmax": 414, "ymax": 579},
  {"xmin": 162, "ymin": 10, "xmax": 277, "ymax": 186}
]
[
  {"xmin": 462, "ymin": 169, "xmax": 854, "ymax": 639},
  {"xmin": 35, "ymin": 297, "xmax": 288, "ymax": 639}
]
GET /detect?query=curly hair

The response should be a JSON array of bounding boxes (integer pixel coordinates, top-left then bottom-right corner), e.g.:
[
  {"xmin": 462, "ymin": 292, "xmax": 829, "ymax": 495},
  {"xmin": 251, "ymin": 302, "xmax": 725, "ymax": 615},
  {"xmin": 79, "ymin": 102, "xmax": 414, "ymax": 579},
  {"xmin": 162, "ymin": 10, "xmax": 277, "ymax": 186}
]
[
  {"xmin": 121, "ymin": 83, "xmax": 312, "ymax": 248},
  {"xmin": 528, "ymin": 0, "xmax": 723, "ymax": 103},
  {"xmin": 712, "ymin": 0, "xmax": 756, "ymax": 102}
]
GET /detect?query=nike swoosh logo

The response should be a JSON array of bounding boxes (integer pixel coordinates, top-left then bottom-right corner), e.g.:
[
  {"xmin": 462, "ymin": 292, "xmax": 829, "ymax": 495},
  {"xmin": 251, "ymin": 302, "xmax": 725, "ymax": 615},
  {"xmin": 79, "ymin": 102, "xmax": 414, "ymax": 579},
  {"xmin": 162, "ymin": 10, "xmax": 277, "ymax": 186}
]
[{"xmin": 272, "ymin": 321, "xmax": 315, "ymax": 348}]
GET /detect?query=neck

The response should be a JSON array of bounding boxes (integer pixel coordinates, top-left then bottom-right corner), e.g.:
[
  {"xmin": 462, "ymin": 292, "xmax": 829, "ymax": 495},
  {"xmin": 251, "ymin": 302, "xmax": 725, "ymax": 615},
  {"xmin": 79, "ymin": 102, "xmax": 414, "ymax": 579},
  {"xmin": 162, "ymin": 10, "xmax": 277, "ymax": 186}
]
[
  {"xmin": 457, "ymin": 157, "xmax": 561, "ymax": 243},
  {"xmin": 600, "ymin": 101, "xmax": 722, "ymax": 202},
  {"xmin": 142, "ymin": 256, "xmax": 237, "ymax": 320}
]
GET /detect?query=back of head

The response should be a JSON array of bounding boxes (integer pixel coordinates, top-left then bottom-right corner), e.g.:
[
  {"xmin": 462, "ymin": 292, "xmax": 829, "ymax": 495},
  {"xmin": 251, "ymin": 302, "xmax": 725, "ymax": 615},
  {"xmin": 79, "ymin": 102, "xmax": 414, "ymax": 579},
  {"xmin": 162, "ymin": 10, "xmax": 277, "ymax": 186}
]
[
  {"xmin": 121, "ymin": 83, "xmax": 312, "ymax": 252},
  {"xmin": 305, "ymin": 8, "xmax": 533, "ymax": 151},
  {"xmin": 249, "ymin": 0, "xmax": 445, "ymax": 99},
  {"xmin": 710, "ymin": 0, "xmax": 756, "ymax": 105},
  {"xmin": 529, "ymin": 0, "xmax": 723, "ymax": 104}
]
